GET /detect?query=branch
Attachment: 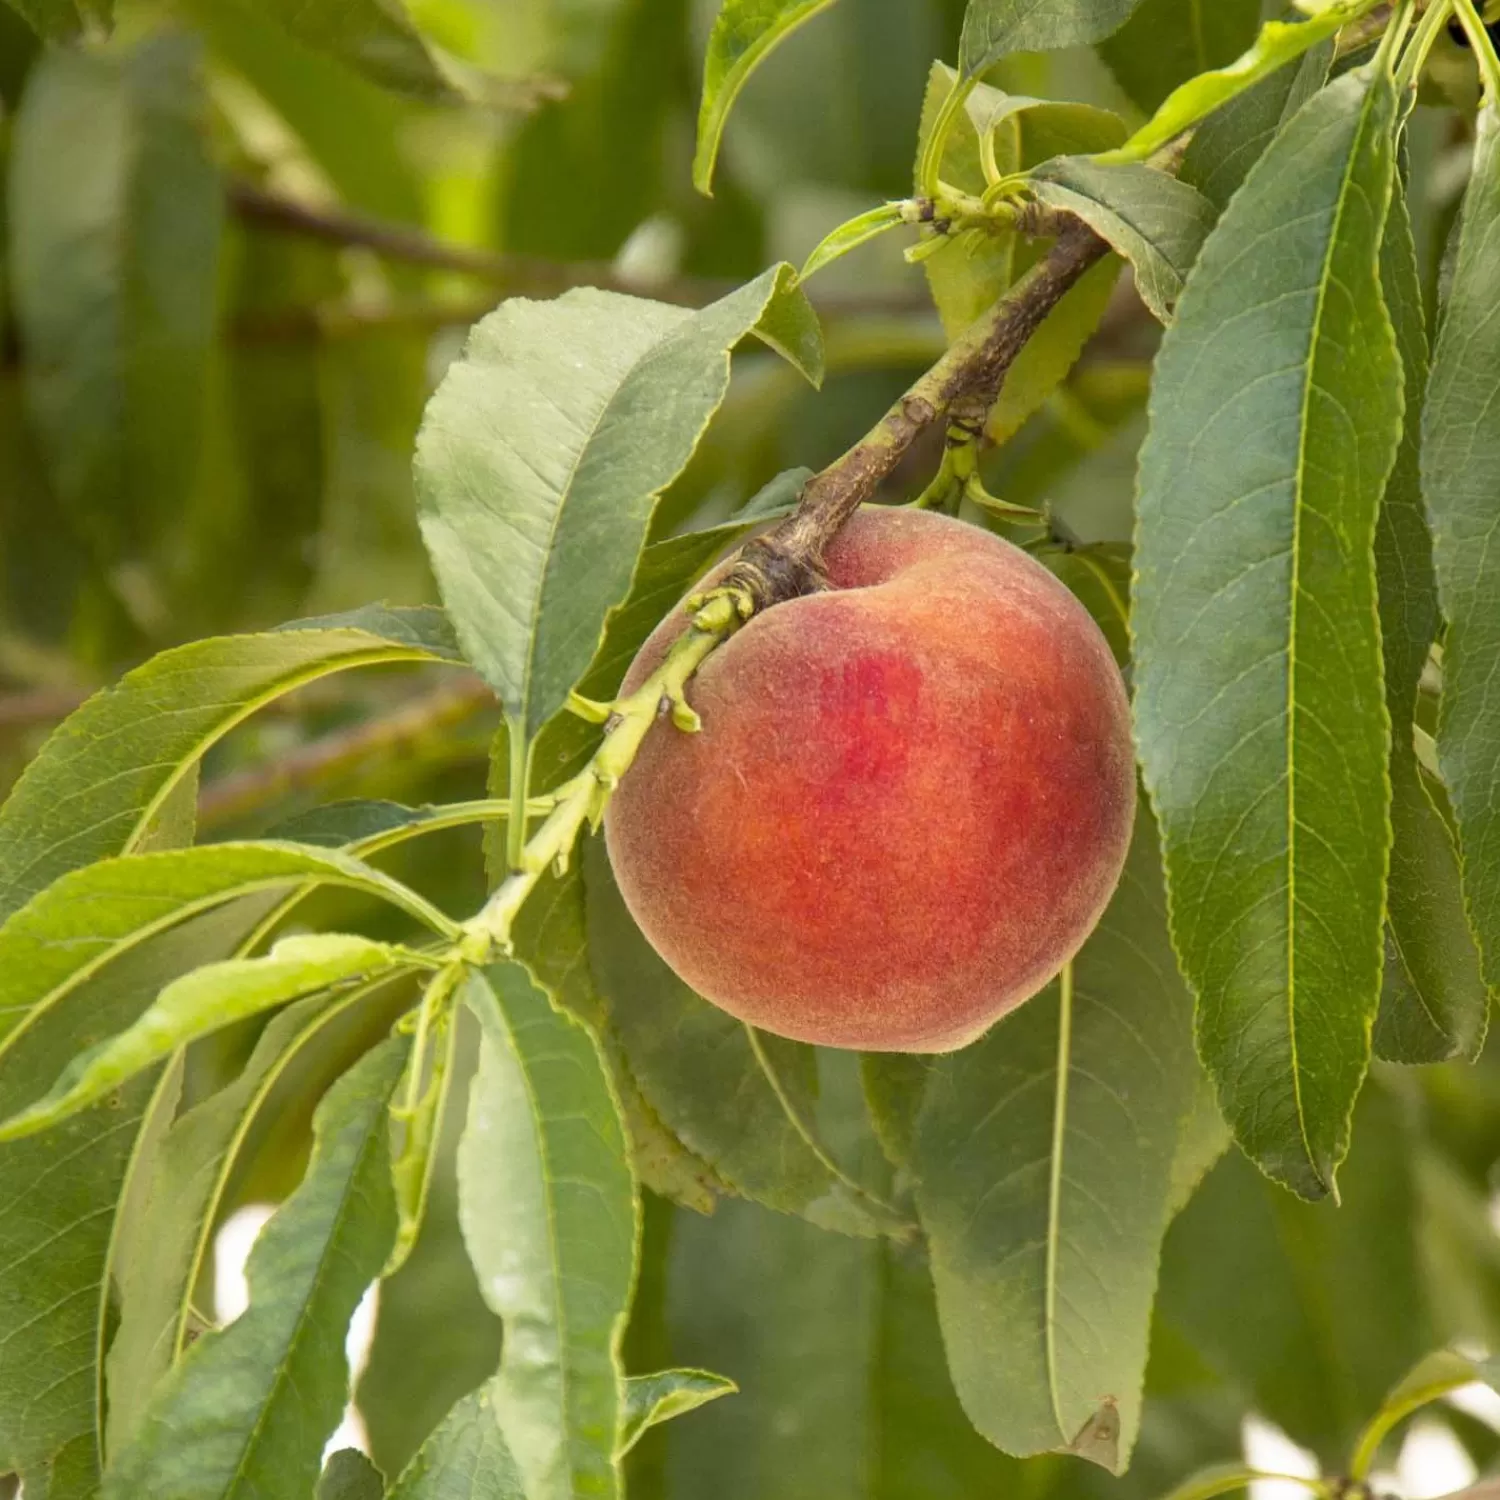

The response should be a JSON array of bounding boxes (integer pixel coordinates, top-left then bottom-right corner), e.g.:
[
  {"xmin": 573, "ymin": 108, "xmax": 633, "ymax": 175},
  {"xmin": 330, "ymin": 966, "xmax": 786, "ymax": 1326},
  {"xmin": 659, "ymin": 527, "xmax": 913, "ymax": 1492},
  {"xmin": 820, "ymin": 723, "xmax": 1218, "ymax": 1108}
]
[{"xmin": 717, "ymin": 220, "xmax": 1111, "ymax": 609}]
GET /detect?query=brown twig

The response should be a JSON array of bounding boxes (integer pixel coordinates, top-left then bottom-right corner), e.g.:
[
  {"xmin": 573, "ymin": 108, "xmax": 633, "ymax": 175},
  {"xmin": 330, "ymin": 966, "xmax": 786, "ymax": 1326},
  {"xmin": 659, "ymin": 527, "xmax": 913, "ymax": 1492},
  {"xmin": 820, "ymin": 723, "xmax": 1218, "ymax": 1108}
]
[
  {"xmin": 715, "ymin": 221, "xmax": 1112, "ymax": 610},
  {"xmin": 196, "ymin": 673, "xmax": 496, "ymax": 829}
]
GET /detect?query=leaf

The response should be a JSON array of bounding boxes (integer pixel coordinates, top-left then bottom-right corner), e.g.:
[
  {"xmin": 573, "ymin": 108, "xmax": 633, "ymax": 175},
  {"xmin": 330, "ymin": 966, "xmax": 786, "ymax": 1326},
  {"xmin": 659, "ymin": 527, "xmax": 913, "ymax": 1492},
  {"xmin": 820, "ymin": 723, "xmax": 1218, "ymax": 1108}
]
[
  {"xmin": 104, "ymin": 1038, "xmax": 408, "ymax": 1500},
  {"xmin": 0, "ymin": 935, "xmax": 420, "ymax": 1141},
  {"xmin": 1374, "ymin": 173, "xmax": 1488, "ymax": 1065},
  {"xmin": 9, "ymin": 33, "xmax": 222, "ymax": 556},
  {"xmin": 319, "ymin": 1450, "xmax": 386, "ymax": 1500},
  {"xmin": 0, "ymin": 609, "xmax": 459, "ymax": 916},
  {"xmin": 800, "ymin": 201, "xmax": 908, "ymax": 281},
  {"xmin": 1349, "ymin": 1349, "xmax": 1488, "ymax": 1477},
  {"xmin": 413, "ymin": 266, "xmax": 821, "ymax": 745},
  {"xmin": 583, "ymin": 838, "xmax": 900, "ymax": 1237},
  {"xmin": 456, "ymin": 965, "xmax": 637, "ymax": 1500},
  {"xmin": 692, "ymin": 0, "xmax": 838, "ymax": 194},
  {"xmin": 618, "ymin": 1371, "xmax": 737, "ymax": 1456},
  {"xmin": 1099, "ymin": 0, "xmax": 1262, "ymax": 114},
  {"xmin": 1132, "ymin": 66, "xmax": 1404, "ymax": 1198},
  {"xmin": 388, "ymin": 1387, "xmax": 525, "ymax": 1500},
  {"xmin": 959, "ymin": 0, "xmax": 1148, "ymax": 74},
  {"xmin": 908, "ymin": 802, "xmax": 1201, "ymax": 1473},
  {"xmin": 1026, "ymin": 159, "xmax": 1215, "ymax": 323},
  {"xmin": 1100, "ymin": 3, "xmax": 1367, "ymax": 166},
  {"xmin": 1178, "ymin": 36, "xmax": 1334, "ymax": 215},
  {"xmin": 0, "ymin": 0, "xmax": 89, "ymax": 42},
  {"xmin": 1422, "ymin": 102, "xmax": 1500, "ymax": 1004}
]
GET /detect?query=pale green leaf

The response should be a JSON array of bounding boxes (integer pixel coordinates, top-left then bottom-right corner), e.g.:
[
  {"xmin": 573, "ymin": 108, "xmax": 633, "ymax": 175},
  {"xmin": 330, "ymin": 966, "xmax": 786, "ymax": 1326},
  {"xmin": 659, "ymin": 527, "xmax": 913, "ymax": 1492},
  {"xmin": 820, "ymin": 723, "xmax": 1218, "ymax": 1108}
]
[
  {"xmin": 1132, "ymin": 67, "xmax": 1404, "ymax": 1198},
  {"xmin": 692, "ymin": 0, "xmax": 838, "ymax": 194},
  {"xmin": 457, "ymin": 965, "xmax": 637, "ymax": 1500},
  {"xmin": 0, "ymin": 935, "xmax": 419, "ymax": 1141},
  {"xmin": 1100, "ymin": 4, "xmax": 1367, "ymax": 165},
  {"xmin": 104, "ymin": 1039, "xmax": 408, "ymax": 1500},
  {"xmin": 1153, "ymin": 1464, "xmax": 1313, "ymax": 1500},
  {"xmin": 1423, "ymin": 104, "xmax": 1500, "ymax": 1004},
  {"xmin": 319, "ymin": 1449, "xmax": 385, "ymax": 1500},
  {"xmin": 388, "ymin": 1387, "xmax": 525, "ymax": 1500},
  {"xmin": 9, "ymin": 34, "xmax": 221, "ymax": 557},
  {"xmin": 1374, "ymin": 174, "xmax": 1488, "ymax": 1064},
  {"xmin": 0, "ymin": 610, "xmax": 459, "ymax": 916},
  {"xmin": 800, "ymin": 201, "xmax": 907, "ymax": 281},
  {"xmin": 1027, "ymin": 159, "xmax": 1214, "ymax": 323},
  {"xmin": 618, "ymin": 1371, "xmax": 737, "ymax": 1456},
  {"xmin": 414, "ymin": 267, "xmax": 821, "ymax": 742},
  {"xmin": 1099, "ymin": 0, "xmax": 1262, "ymax": 114},
  {"xmin": 1350, "ymin": 1349, "xmax": 1487, "ymax": 1478},
  {"xmin": 960, "ymin": 0, "xmax": 1147, "ymax": 74},
  {"xmin": 583, "ymin": 838, "xmax": 902, "ymax": 1238}
]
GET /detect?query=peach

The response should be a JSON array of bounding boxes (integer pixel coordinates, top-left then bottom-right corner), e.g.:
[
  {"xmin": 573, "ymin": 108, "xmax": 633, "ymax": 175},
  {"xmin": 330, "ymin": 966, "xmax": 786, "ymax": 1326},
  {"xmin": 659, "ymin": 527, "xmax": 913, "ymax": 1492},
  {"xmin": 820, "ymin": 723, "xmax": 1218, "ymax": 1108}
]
[{"xmin": 603, "ymin": 507, "xmax": 1135, "ymax": 1053}]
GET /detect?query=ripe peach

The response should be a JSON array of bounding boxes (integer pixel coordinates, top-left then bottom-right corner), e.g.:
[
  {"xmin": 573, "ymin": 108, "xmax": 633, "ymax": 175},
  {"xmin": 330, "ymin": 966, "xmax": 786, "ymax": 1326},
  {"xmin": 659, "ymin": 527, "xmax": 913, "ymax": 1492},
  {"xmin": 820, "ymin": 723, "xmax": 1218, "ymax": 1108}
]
[{"xmin": 603, "ymin": 507, "xmax": 1135, "ymax": 1053}]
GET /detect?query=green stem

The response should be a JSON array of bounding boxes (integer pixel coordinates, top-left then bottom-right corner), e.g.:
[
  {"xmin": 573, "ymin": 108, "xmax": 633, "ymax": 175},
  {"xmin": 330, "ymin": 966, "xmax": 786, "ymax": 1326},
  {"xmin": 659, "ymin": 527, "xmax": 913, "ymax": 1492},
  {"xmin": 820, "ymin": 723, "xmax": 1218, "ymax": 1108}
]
[
  {"xmin": 918, "ymin": 77, "xmax": 977, "ymax": 200},
  {"xmin": 1454, "ymin": 0, "xmax": 1500, "ymax": 95},
  {"xmin": 506, "ymin": 716, "xmax": 529, "ymax": 870}
]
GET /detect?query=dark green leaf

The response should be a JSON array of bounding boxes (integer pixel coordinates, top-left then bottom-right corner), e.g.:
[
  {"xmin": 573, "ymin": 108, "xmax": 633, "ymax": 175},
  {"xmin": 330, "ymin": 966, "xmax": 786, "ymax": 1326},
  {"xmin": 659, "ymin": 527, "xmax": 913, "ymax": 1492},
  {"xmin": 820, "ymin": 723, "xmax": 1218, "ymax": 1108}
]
[
  {"xmin": 910, "ymin": 803, "xmax": 1200, "ymax": 1472},
  {"xmin": 457, "ymin": 965, "xmax": 637, "ymax": 1500},
  {"xmin": 1374, "ymin": 174, "xmax": 1488, "ymax": 1064},
  {"xmin": 960, "ymin": 0, "xmax": 1146, "ymax": 73},
  {"xmin": 388, "ymin": 1387, "xmax": 525, "ymax": 1500},
  {"xmin": 583, "ymin": 838, "xmax": 901, "ymax": 1237},
  {"xmin": 1179, "ymin": 36, "xmax": 1333, "ymax": 215},
  {"xmin": 414, "ymin": 267, "xmax": 821, "ymax": 744},
  {"xmin": 0, "ymin": 935, "xmax": 420, "ymax": 1141},
  {"xmin": 1027, "ymin": 160, "xmax": 1214, "ymax": 323},
  {"xmin": 693, "ymin": 0, "xmax": 838, "ymax": 194},
  {"xmin": 9, "ymin": 33, "xmax": 222, "ymax": 557},
  {"xmin": 618, "ymin": 1371, "xmax": 737, "ymax": 1456},
  {"xmin": 1132, "ymin": 67, "xmax": 1404, "ymax": 1198},
  {"xmin": 1099, "ymin": 0, "xmax": 1262, "ymax": 114},
  {"xmin": 1422, "ymin": 102, "xmax": 1500, "ymax": 1004},
  {"xmin": 0, "ymin": 612, "xmax": 459, "ymax": 917},
  {"xmin": 319, "ymin": 1449, "xmax": 386, "ymax": 1500},
  {"xmin": 104, "ymin": 1038, "xmax": 408, "ymax": 1500}
]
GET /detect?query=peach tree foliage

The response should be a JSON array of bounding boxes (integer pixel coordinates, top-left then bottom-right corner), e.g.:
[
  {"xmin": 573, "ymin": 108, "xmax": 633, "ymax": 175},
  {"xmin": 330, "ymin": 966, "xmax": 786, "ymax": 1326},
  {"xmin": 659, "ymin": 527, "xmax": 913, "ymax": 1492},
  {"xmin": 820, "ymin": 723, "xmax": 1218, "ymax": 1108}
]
[{"xmin": 0, "ymin": 0, "xmax": 1498, "ymax": 1497}]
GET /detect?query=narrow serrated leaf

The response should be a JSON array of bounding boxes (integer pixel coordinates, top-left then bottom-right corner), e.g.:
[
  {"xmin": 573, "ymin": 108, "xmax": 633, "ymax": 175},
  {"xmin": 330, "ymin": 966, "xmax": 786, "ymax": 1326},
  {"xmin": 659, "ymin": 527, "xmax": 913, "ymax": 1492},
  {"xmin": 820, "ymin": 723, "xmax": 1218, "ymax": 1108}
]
[
  {"xmin": 960, "ymin": 0, "xmax": 1147, "ymax": 74},
  {"xmin": 104, "ymin": 1039, "xmax": 408, "ymax": 1500},
  {"xmin": 800, "ymin": 201, "xmax": 907, "ymax": 281},
  {"xmin": 618, "ymin": 1371, "xmax": 737, "ymax": 1456},
  {"xmin": 910, "ymin": 803, "xmax": 1200, "ymax": 1472},
  {"xmin": 1133, "ymin": 67, "xmax": 1404, "ymax": 1197},
  {"xmin": 457, "ymin": 965, "xmax": 637, "ymax": 1500},
  {"xmin": 1027, "ymin": 159, "xmax": 1214, "ymax": 323},
  {"xmin": 415, "ymin": 267, "xmax": 821, "ymax": 743},
  {"xmin": 1423, "ymin": 103, "xmax": 1500, "ymax": 1006},
  {"xmin": 692, "ymin": 1, "xmax": 838, "ymax": 194},
  {"xmin": 388, "ymin": 1387, "xmax": 525, "ymax": 1500},
  {"xmin": 0, "ymin": 935, "xmax": 418, "ymax": 1140}
]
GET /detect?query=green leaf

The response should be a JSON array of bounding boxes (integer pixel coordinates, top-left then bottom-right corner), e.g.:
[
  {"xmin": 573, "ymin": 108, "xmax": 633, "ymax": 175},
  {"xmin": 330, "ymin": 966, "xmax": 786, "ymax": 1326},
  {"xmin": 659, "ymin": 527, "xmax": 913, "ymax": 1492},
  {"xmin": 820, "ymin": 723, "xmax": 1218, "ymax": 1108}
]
[
  {"xmin": 1153, "ymin": 1464, "xmax": 1312, "ymax": 1500},
  {"xmin": 0, "ymin": 840, "xmax": 453, "ymax": 1084},
  {"xmin": 692, "ymin": 0, "xmax": 838, "ymax": 194},
  {"xmin": 1178, "ymin": 35, "xmax": 1334, "ymax": 214},
  {"xmin": 618, "ymin": 1371, "xmax": 737, "ymax": 1457},
  {"xmin": 0, "ymin": 610, "xmax": 458, "ymax": 917},
  {"xmin": 9, "ymin": 33, "xmax": 222, "ymax": 557},
  {"xmin": 960, "ymin": 0, "xmax": 1147, "ymax": 74},
  {"xmin": 1422, "ymin": 102, "xmax": 1500, "ymax": 1005},
  {"xmin": 0, "ymin": 0, "xmax": 89, "ymax": 41},
  {"xmin": 1132, "ymin": 66, "xmax": 1404, "ymax": 1198},
  {"xmin": 1099, "ymin": 0, "xmax": 1262, "ymax": 114},
  {"xmin": 457, "ymin": 965, "xmax": 637, "ymax": 1500},
  {"xmin": 0, "ymin": 902, "xmax": 283, "ymax": 1494},
  {"xmin": 388, "ymin": 1387, "xmax": 525, "ymax": 1500},
  {"xmin": 414, "ymin": 267, "xmax": 821, "ymax": 744},
  {"xmin": 319, "ymin": 1450, "xmax": 386, "ymax": 1500},
  {"xmin": 0, "ymin": 935, "xmax": 420, "ymax": 1141},
  {"xmin": 1100, "ymin": 4, "xmax": 1367, "ymax": 165},
  {"xmin": 909, "ymin": 803, "xmax": 1201, "ymax": 1473},
  {"xmin": 583, "ymin": 839, "xmax": 901, "ymax": 1237},
  {"xmin": 1026, "ymin": 160, "xmax": 1214, "ymax": 323},
  {"xmin": 800, "ymin": 201, "xmax": 908, "ymax": 281},
  {"xmin": 1350, "ymin": 1349, "xmax": 1487, "ymax": 1478},
  {"xmin": 104, "ymin": 1038, "xmax": 407, "ymax": 1500},
  {"xmin": 1374, "ymin": 173, "xmax": 1488, "ymax": 1065}
]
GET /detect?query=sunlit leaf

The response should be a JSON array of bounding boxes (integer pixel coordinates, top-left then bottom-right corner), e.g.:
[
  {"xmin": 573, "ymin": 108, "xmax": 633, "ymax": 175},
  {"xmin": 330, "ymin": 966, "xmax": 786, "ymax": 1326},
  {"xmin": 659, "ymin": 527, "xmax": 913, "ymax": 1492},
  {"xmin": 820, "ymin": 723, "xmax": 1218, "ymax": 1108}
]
[{"xmin": 618, "ymin": 1370, "xmax": 737, "ymax": 1456}]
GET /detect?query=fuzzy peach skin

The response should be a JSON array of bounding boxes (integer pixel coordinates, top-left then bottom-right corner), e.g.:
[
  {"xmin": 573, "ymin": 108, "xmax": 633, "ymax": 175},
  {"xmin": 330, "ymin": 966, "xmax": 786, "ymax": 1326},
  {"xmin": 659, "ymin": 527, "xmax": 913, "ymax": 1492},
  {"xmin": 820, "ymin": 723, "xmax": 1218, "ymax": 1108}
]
[{"xmin": 603, "ymin": 507, "xmax": 1135, "ymax": 1053}]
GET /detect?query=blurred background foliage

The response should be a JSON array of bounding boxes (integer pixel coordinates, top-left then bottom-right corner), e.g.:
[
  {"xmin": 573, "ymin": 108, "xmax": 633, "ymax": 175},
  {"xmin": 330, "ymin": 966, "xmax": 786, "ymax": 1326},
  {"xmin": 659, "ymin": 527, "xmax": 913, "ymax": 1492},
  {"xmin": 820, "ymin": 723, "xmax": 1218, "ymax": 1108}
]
[{"xmin": 0, "ymin": 0, "xmax": 1496, "ymax": 1495}]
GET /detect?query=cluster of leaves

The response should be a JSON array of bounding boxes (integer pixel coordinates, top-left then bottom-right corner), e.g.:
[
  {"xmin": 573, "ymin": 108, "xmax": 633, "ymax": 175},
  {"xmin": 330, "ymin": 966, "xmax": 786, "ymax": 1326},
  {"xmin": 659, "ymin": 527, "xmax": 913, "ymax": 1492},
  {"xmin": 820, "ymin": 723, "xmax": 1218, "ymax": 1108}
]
[{"xmin": 4, "ymin": 0, "xmax": 1500, "ymax": 1498}]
